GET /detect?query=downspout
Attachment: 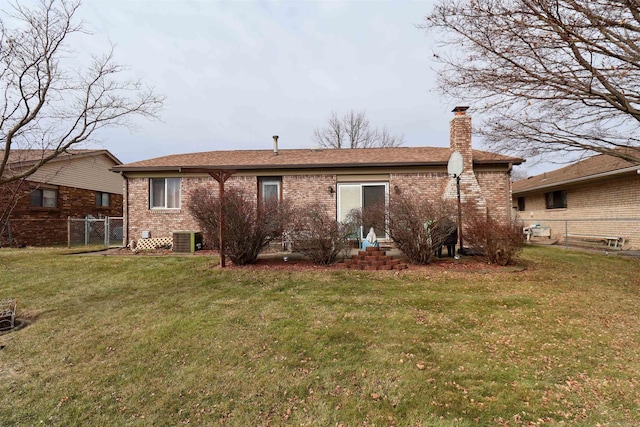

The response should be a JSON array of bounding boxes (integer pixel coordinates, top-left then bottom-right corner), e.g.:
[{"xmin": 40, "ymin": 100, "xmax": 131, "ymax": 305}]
[
  {"xmin": 507, "ymin": 162, "xmax": 513, "ymax": 220},
  {"xmin": 121, "ymin": 172, "xmax": 129, "ymax": 247}
]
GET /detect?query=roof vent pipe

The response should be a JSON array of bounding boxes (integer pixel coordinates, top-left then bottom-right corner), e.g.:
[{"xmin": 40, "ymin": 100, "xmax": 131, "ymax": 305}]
[{"xmin": 273, "ymin": 135, "xmax": 279, "ymax": 156}]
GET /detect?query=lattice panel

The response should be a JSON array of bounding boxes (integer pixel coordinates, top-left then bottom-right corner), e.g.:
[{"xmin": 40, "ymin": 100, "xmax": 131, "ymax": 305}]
[{"xmin": 135, "ymin": 237, "xmax": 173, "ymax": 250}]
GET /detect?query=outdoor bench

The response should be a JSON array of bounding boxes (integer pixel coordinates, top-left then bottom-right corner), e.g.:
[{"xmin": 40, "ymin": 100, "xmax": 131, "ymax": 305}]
[
  {"xmin": 0, "ymin": 299, "xmax": 16, "ymax": 331},
  {"xmin": 565, "ymin": 233, "xmax": 625, "ymax": 249}
]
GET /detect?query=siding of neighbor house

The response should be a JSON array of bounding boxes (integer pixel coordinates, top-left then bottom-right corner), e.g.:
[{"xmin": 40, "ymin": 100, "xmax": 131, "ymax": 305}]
[
  {"xmin": 514, "ymin": 174, "xmax": 640, "ymax": 249},
  {"xmin": 1, "ymin": 151, "xmax": 124, "ymax": 247},
  {"xmin": 3, "ymin": 182, "xmax": 123, "ymax": 246},
  {"xmin": 28, "ymin": 154, "xmax": 123, "ymax": 195}
]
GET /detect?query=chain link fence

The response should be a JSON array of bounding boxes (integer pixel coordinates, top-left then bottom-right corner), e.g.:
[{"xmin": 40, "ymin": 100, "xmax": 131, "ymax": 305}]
[
  {"xmin": 523, "ymin": 217, "xmax": 640, "ymax": 250},
  {"xmin": 68, "ymin": 216, "xmax": 124, "ymax": 247},
  {"xmin": 2, "ymin": 216, "xmax": 124, "ymax": 247}
]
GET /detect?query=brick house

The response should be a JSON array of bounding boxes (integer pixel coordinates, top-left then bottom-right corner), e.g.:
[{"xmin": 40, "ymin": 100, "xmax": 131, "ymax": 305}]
[
  {"xmin": 1, "ymin": 150, "xmax": 124, "ymax": 246},
  {"xmin": 512, "ymin": 152, "xmax": 640, "ymax": 249},
  {"xmin": 113, "ymin": 108, "xmax": 522, "ymax": 249}
]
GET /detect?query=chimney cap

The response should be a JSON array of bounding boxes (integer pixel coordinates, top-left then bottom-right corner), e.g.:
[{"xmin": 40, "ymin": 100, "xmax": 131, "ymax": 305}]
[{"xmin": 452, "ymin": 106, "xmax": 469, "ymax": 114}]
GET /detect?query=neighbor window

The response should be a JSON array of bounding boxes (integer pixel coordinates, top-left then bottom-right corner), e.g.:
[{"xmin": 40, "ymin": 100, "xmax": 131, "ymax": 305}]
[
  {"xmin": 545, "ymin": 190, "xmax": 567, "ymax": 209},
  {"xmin": 337, "ymin": 182, "xmax": 388, "ymax": 239},
  {"xmin": 150, "ymin": 178, "xmax": 181, "ymax": 209},
  {"xmin": 29, "ymin": 188, "xmax": 58, "ymax": 208},
  {"xmin": 517, "ymin": 197, "xmax": 525, "ymax": 211},
  {"xmin": 96, "ymin": 192, "xmax": 110, "ymax": 207}
]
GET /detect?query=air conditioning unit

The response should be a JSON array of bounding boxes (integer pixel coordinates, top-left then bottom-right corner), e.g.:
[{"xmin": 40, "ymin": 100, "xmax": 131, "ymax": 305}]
[{"xmin": 172, "ymin": 231, "xmax": 203, "ymax": 253}]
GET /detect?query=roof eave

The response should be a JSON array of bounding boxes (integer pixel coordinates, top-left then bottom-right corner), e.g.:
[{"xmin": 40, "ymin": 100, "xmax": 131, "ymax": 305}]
[
  {"xmin": 112, "ymin": 158, "xmax": 519, "ymax": 174},
  {"xmin": 513, "ymin": 165, "xmax": 640, "ymax": 195}
]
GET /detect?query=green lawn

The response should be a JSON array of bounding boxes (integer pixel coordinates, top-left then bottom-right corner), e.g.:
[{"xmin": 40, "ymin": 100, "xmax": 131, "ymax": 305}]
[{"xmin": 1, "ymin": 247, "xmax": 639, "ymax": 426}]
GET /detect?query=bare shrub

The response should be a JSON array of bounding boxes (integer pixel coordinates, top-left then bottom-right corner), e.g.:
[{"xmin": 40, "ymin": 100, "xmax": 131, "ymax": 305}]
[
  {"xmin": 187, "ymin": 187, "xmax": 220, "ymax": 249},
  {"xmin": 188, "ymin": 187, "xmax": 291, "ymax": 265},
  {"xmin": 464, "ymin": 212, "xmax": 525, "ymax": 266},
  {"xmin": 287, "ymin": 202, "xmax": 354, "ymax": 265},
  {"xmin": 367, "ymin": 194, "xmax": 456, "ymax": 265}
]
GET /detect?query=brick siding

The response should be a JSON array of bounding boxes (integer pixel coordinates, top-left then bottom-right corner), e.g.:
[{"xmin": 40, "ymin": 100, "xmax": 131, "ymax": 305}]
[
  {"xmin": 126, "ymin": 169, "xmax": 514, "ymax": 244},
  {"xmin": 514, "ymin": 174, "xmax": 640, "ymax": 249},
  {"xmin": 1, "ymin": 181, "xmax": 123, "ymax": 246}
]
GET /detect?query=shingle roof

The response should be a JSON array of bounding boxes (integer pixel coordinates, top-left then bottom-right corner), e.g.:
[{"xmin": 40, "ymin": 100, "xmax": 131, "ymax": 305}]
[
  {"xmin": 112, "ymin": 146, "xmax": 522, "ymax": 172},
  {"xmin": 4, "ymin": 149, "xmax": 121, "ymax": 166},
  {"xmin": 512, "ymin": 153, "xmax": 640, "ymax": 194}
]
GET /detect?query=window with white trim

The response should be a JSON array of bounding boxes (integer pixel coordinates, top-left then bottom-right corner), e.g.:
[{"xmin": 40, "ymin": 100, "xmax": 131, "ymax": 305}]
[
  {"xmin": 150, "ymin": 178, "xmax": 181, "ymax": 209},
  {"xmin": 259, "ymin": 178, "xmax": 281, "ymax": 204},
  {"xmin": 337, "ymin": 182, "xmax": 388, "ymax": 239}
]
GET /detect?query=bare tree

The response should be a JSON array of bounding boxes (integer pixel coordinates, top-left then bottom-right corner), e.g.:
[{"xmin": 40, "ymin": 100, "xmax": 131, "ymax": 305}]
[
  {"xmin": 0, "ymin": 0, "xmax": 164, "ymax": 185},
  {"xmin": 312, "ymin": 111, "xmax": 346, "ymax": 148},
  {"xmin": 422, "ymin": 0, "xmax": 640, "ymax": 164},
  {"xmin": 312, "ymin": 110, "xmax": 404, "ymax": 148},
  {"xmin": 510, "ymin": 167, "xmax": 528, "ymax": 182},
  {"xmin": 376, "ymin": 125, "xmax": 405, "ymax": 148}
]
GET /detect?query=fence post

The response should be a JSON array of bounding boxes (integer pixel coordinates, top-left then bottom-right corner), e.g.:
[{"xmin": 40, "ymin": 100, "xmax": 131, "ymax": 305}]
[
  {"xmin": 67, "ymin": 216, "xmax": 71, "ymax": 248},
  {"xmin": 85, "ymin": 216, "xmax": 89, "ymax": 246},
  {"xmin": 104, "ymin": 217, "xmax": 110, "ymax": 246},
  {"xmin": 564, "ymin": 220, "xmax": 568, "ymax": 249}
]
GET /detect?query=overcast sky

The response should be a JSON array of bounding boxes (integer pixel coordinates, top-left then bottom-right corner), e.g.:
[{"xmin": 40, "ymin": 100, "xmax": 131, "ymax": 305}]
[
  {"xmin": 70, "ymin": 0, "xmax": 474, "ymax": 163},
  {"xmin": 31, "ymin": 0, "xmax": 552, "ymax": 176}
]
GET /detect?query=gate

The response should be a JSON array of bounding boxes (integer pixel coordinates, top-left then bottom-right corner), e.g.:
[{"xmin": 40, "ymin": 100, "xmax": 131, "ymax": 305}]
[{"xmin": 67, "ymin": 216, "xmax": 124, "ymax": 247}]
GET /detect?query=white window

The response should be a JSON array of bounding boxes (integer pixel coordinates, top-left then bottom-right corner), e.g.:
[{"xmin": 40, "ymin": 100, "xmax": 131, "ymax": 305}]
[
  {"xmin": 261, "ymin": 179, "xmax": 280, "ymax": 202},
  {"xmin": 337, "ymin": 182, "xmax": 388, "ymax": 239},
  {"xmin": 150, "ymin": 178, "xmax": 181, "ymax": 209},
  {"xmin": 259, "ymin": 178, "xmax": 281, "ymax": 205}
]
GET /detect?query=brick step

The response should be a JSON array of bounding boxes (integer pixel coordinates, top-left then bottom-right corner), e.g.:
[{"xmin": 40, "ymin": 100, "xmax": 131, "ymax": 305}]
[{"xmin": 336, "ymin": 247, "xmax": 407, "ymax": 270}]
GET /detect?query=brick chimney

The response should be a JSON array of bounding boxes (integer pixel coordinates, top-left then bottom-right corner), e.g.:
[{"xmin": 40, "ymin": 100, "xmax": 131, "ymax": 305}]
[
  {"xmin": 450, "ymin": 106, "xmax": 472, "ymax": 173},
  {"xmin": 443, "ymin": 106, "xmax": 486, "ymax": 214}
]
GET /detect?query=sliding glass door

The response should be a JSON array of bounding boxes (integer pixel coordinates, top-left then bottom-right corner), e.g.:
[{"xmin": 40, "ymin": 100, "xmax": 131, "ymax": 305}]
[{"xmin": 337, "ymin": 183, "xmax": 388, "ymax": 239}]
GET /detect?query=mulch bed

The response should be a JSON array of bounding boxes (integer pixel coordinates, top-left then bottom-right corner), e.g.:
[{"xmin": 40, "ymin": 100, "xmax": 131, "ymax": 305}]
[{"xmin": 111, "ymin": 247, "xmax": 514, "ymax": 273}]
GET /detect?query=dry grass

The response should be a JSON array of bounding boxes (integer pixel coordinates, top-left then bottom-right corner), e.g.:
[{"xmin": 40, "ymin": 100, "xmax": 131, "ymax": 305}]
[{"xmin": 0, "ymin": 246, "xmax": 639, "ymax": 426}]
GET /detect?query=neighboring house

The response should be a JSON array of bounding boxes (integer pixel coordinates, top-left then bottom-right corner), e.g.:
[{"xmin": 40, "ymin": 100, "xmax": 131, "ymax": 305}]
[
  {"xmin": 113, "ymin": 108, "xmax": 522, "ymax": 249},
  {"xmin": 0, "ymin": 150, "xmax": 124, "ymax": 246},
  {"xmin": 512, "ymin": 152, "xmax": 640, "ymax": 249}
]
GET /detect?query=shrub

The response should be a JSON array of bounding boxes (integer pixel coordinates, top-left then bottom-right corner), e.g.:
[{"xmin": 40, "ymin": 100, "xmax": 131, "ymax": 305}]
[
  {"xmin": 463, "ymin": 213, "xmax": 524, "ymax": 266},
  {"xmin": 287, "ymin": 202, "xmax": 354, "ymax": 265},
  {"xmin": 188, "ymin": 187, "xmax": 291, "ymax": 265},
  {"xmin": 186, "ymin": 186, "xmax": 220, "ymax": 249},
  {"xmin": 360, "ymin": 194, "xmax": 456, "ymax": 265}
]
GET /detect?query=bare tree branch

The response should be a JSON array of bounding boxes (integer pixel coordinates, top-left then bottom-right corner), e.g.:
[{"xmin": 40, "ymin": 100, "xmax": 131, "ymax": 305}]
[
  {"xmin": 422, "ymin": 0, "xmax": 640, "ymax": 164},
  {"xmin": 312, "ymin": 111, "xmax": 345, "ymax": 148},
  {"xmin": 375, "ymin": 125, "xmax": 405, "ymax": 148},
  {"xmin": 0, "ymin": 0, "xmax": 164, "ymax": 184},
  {"xmin": 312, "ymin": 110, "xmax": 404, "ymax": 149}
]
